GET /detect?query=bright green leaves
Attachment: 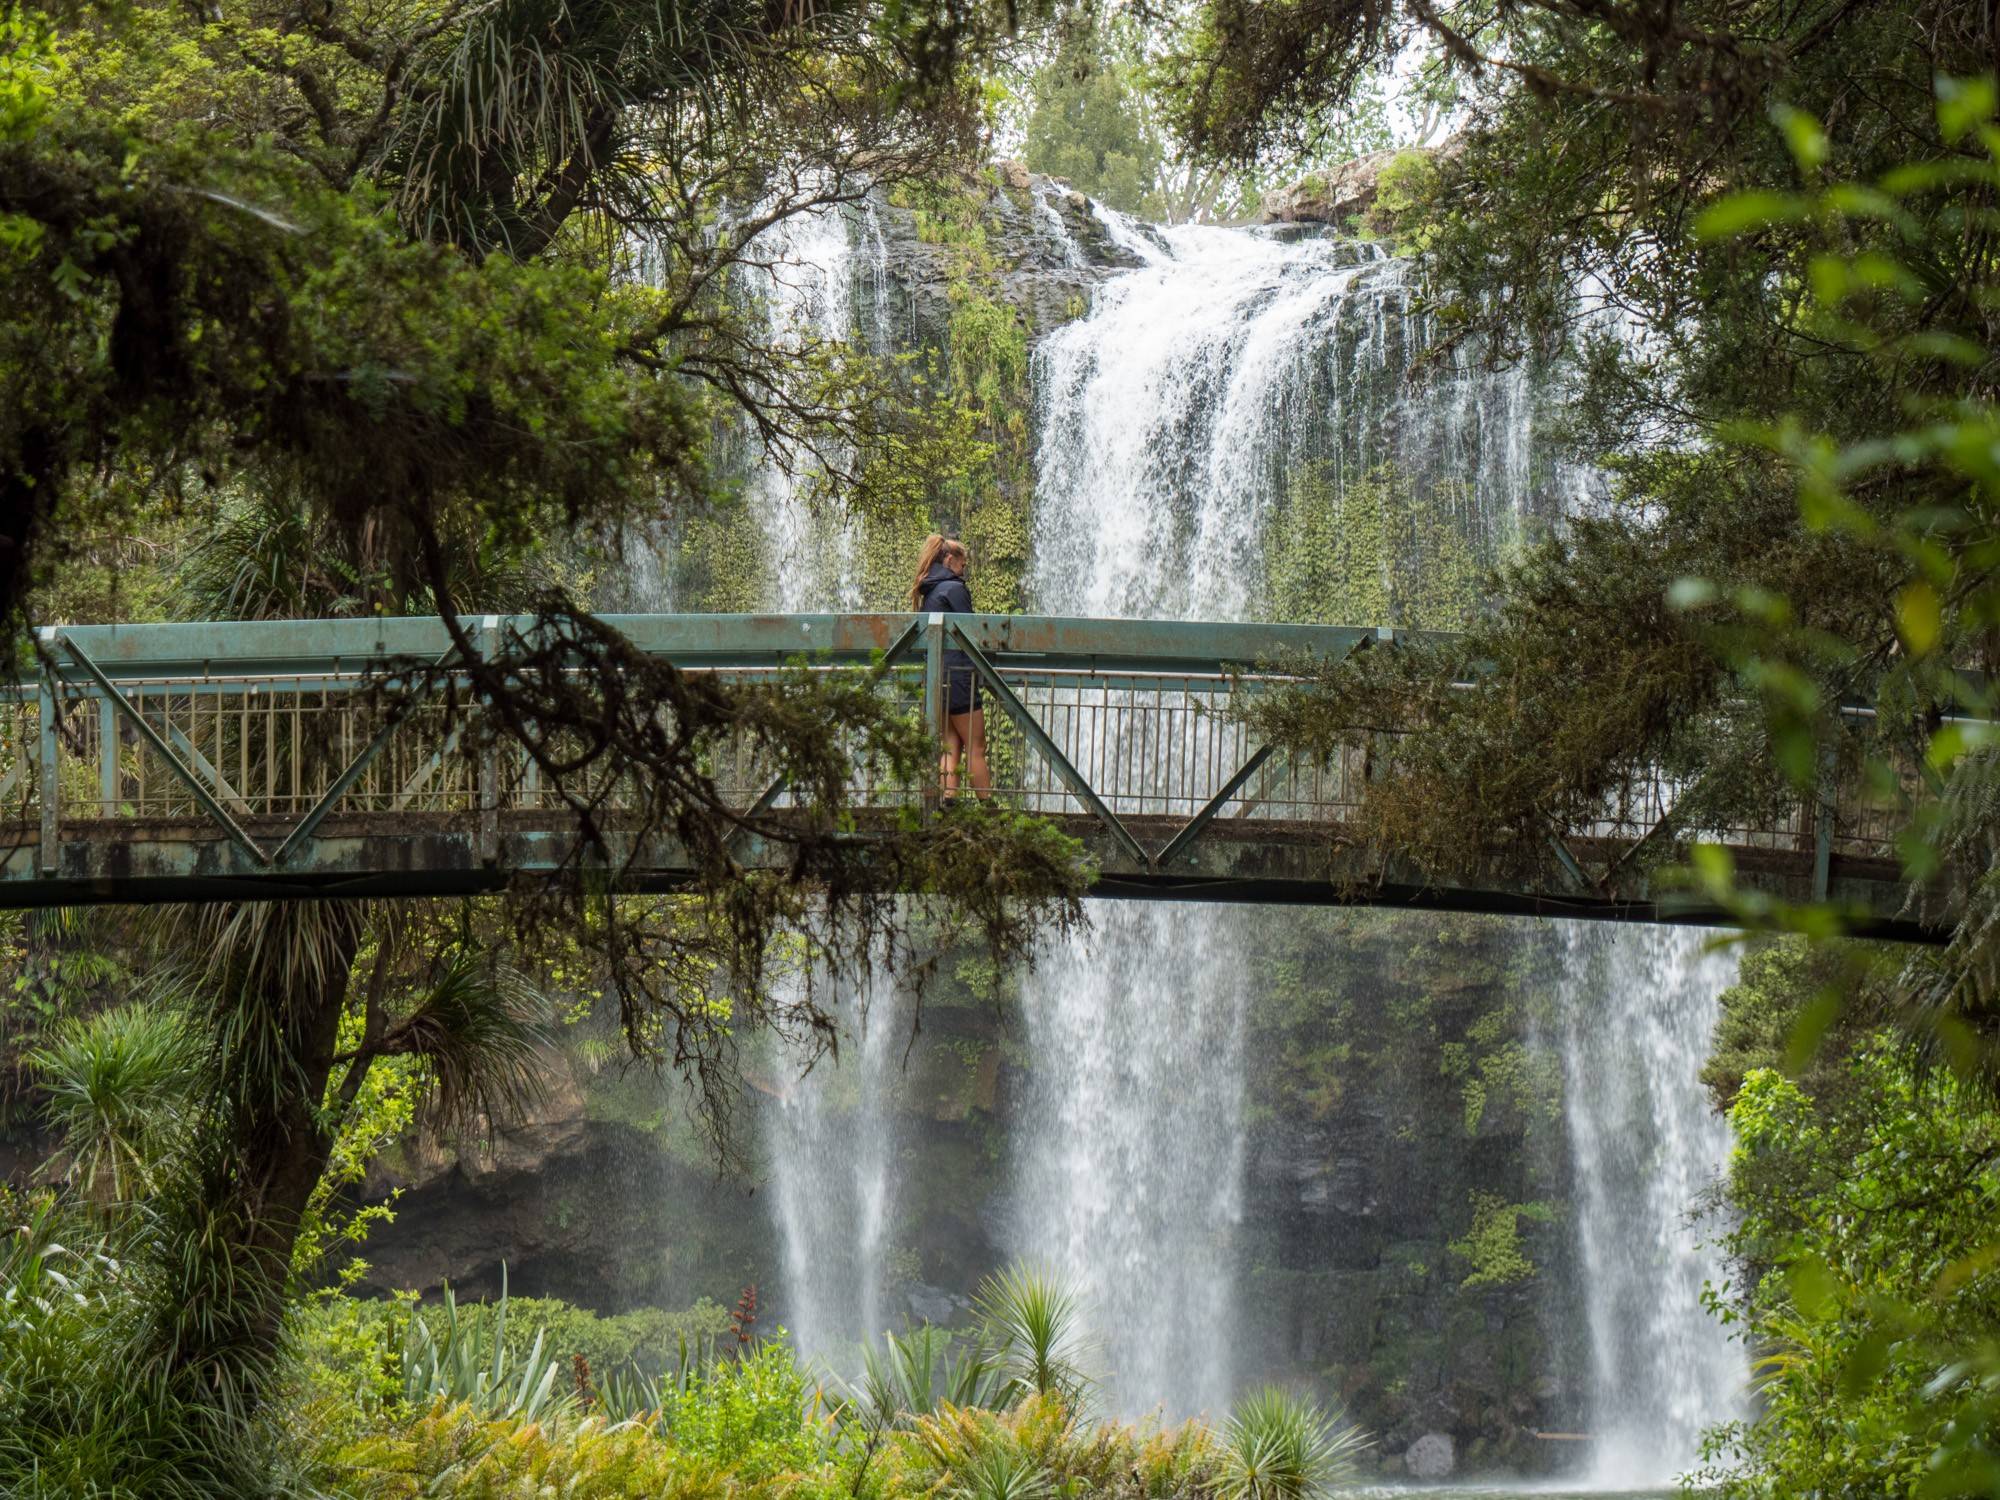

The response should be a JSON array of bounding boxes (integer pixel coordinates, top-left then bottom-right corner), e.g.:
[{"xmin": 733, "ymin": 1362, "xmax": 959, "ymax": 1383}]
[
  {"xmin": 1776, "ymin": 105, "xmax": 1830, "ymax": 173},
  {"xmin": 1897, "ymin": 579, "xmax": 1944, "ymax": 657},
  {"xmin": 1719, "ymin": 1049, "xmax": 2000, "ymax": 1499},
  {"xmin": 0, "ymin": 6, "xmax": 52, "ymax": 145},
  {"xmin": 1939, "ymin": 75, "xmax": 2000, "ymax": 145},
  {"xmin": 1694, "ymin": 188, "xmax": 1812, "ymax": 239}
]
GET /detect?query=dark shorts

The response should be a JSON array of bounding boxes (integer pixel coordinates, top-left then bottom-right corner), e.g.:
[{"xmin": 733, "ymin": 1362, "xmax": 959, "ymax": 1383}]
[{"xmin": 946, "ymin": 668, "xmax": 981, "ymax": 717}]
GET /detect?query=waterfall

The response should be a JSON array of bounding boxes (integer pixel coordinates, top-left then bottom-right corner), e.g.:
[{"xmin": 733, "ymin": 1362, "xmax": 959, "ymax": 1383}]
[
  {"xmin": 1012, "ymin": 217, "xmax": 1547, "ymax": 1416},
  {"xmin": 1557, "ymin": 923, "xmax": 1749, "ymax": 1484},
  {"xmin": 744, "ymin": 199, "xmax": 903, "ymax": 1370},
  {"xmin": 766, "ymin": 974, "xmax": 900, "ymax": 1366},
  {"xmin": 1028, "ymin": 221, "xmax": 1545, "ymax": 624},
  {"xmin": 721, "ymin": 189, "xmax": 1749, "ymax": 1453},
  {"xmin": 743, "ymin": 198, "xmax": 884, "ymax": 611}
]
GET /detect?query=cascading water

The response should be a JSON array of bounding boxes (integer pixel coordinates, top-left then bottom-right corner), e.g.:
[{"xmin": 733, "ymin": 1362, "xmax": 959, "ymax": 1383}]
[
  {"xmin": 1012, "ymin": 216, "xmax": 1548, "ymax": 1417},
  {"xmin": 1029, "ymin": 219, "xmax": 1540, "ymax": 620},
  {"xmin": 743, "ymin": 200, "xmax": 883, "ymax": 611},
  {"xmin": 742, "ymin": 199, "xmax": 905, "ymax": 1370},
  {"xmin": 766, "ymin": 973, "xmax": 901, "ymax": 1365},
  {"xmin": 726, "ymin": 186, "xmax": 1747, "ymax": 1460},
  {"xmin": 1557, "ymin": 924, "xmax": 1749, "ymax": 1484}
]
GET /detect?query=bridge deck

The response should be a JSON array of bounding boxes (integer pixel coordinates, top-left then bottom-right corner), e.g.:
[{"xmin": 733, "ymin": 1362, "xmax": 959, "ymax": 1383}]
[{"xmin": 0, "ymin": 612, "xmax": 1937, "ymax": 938}]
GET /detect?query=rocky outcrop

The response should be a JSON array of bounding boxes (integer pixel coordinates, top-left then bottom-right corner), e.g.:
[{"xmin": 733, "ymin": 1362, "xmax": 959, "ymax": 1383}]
[
  {"xmin": 1260, "ymin": 150, "xmax": 1402, "ymax": 228},
  {"xmin": 853, "ymin": 165, "xmax": 1145, "ymax": 355}
]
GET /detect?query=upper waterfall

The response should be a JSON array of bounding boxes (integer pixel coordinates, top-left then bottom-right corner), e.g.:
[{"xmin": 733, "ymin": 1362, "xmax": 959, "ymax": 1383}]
[{"xmin": 1030, "ymin": 215, "xmax": 1546, "ymax": 624}]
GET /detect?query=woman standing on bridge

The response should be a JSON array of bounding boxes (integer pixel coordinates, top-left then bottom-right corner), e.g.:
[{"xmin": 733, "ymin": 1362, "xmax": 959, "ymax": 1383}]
[{"xmin": 912, "ymin": 535, "xmax": 991, "ymax": 800}]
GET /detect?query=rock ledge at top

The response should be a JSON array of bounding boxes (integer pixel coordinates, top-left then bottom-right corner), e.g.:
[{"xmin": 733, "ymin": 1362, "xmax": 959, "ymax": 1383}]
[{"xmin": 1259, "ymin": 149, "xmax": 1402, "ymax": 227}]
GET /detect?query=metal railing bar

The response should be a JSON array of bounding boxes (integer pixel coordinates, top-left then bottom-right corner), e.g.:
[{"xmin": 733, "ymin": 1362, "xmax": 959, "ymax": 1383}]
[
  {"xmin": 56, "ymin": 633, "xmax": 271, "ymax": 866},
  {"xmin": 951, "ymin": 625, "xmax": 1149, "ymax": 866}
]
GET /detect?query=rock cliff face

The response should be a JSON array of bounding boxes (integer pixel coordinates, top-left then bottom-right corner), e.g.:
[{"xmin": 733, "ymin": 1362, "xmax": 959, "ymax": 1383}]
[{"xmin": 354, "ymin": 169, "xmax": 1589, "ymax": 1477}]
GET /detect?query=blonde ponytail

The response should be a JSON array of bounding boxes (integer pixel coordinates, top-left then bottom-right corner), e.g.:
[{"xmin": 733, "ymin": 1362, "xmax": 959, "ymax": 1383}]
[{"xmin": 909, "ymin": 534, "xmax": 946, "ymax": 608}]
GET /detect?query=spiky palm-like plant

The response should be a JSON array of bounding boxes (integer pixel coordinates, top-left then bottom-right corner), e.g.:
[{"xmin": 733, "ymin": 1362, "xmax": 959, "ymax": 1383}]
[
  {"xmin": 950, "ymin": 1445, "xmax": 1055, "ymax": 1500},
  {"xmin": 29, "ymin": 1005, "xmax": 200, "ymax": 1205},
  {"xmin": 1217, "ymin": 1388, "xmax": 1368, "ymax": 1500},
  {"xmin": 970, "ymin": 1264, "xmax": 1095, "ymax": 1408},
  {"xmin": 399, "ymin": 1270, "xmax": 575, "ymax": 1423},
  {"xmin": 852, "ymin": 1324, "xmax": 1004, "ymax": 1432}
]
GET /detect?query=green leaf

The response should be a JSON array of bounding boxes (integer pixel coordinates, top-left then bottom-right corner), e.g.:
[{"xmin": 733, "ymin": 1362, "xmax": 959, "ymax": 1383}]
[
  {"xmin": 1775, "ymin": 106, "xmax": 1829, "ymax": 171},
  {"xmin": 1925, "ymin": 720, "xmax": 2000, "ymax": 771},
  {"xmin": 1689, "ymin": 842, "xmax": 1736, "ymax": 896},
  {"xmin": 1787, "ymin": 1255, "xmax": 1841, "ymax": 1320},
  {"xmin": 1937, "ymin": 75, "xmax": 1999, "ymax": 144},
  {"xmin": 1695, "ymin": 191, "xmax": 1811, "ymax": 240},
  {"xmin": 1782, "ymin": 987, "xmax": 1844, "ymax": 1075},
  {"xmin": 1896, "ymin": 580, "xmax": 1942, "ymax": 656}
]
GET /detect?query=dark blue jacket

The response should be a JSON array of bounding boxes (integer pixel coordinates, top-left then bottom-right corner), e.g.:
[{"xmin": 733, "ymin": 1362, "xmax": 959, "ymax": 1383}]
[{"xmin": 917, "ymin": 562, "xmax": 974, "ymax": 672}]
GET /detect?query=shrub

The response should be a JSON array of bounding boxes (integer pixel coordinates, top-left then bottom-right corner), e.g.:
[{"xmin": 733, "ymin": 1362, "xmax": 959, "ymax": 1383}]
[
  {"xmin": 1216, "ymin": 1388, "xmax": 1367, "ymax": 1500},
  {"xmin": 660, "ymin": 1337, "xmax": 830, "ymax": 1479},
  {"xmin": 333, "ymin": 1402, "xmax": 734, "ymax": 1500},
  {"xmin": 971, "ymin": 1264, "xmax": 1095, "ymax": 1406}
]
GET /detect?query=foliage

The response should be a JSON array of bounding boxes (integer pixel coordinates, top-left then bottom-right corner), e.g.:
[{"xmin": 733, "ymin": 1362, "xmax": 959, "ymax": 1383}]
[
  {"xmin": 0, "ymin": 1191, "xmax": 322, "ymax": 1497},
  {"xmin": 334, "ymin": 1401, "xmax": 729, "ymax": 1499},
  {"xmin": 1266, "ymin": 461, "xmax": 1483, "ymax": 631},
  {"xmin": 27, "ymin": 1002, "xmax": 198, "ymax": 1204},
  {"xmin": 1216, "ymin": 1388, "xmax": 1366, "ymax": 1500},
  {"xmin": 659, "ymin": 1336, "xmax": 830, "ymax": 1476},
  {"xmin": 398, "ymin": 1273, "xmax": 575, "ymax": 1423},
  {"xmin": 971, "ymin": 1263, "xmax": 1095, "ymax": 1407},
  {"xmin": 1698, "ymin": 1048, "xmax": 2000, "ymax": 1497},
  {"xmin": 854, "ymin": 1323, "xmax": 1006, "ymax": 1429},
  {"xmin": 421, "ymin": 1293, "xmax": 733, "ymax": 1387},
  {"xmin": 1446, "ymin": 1192, "xmax": 1552, "ymax": 1290},
  {"xmin": 0, "ymin": 907, "xmax": 132, "ymax": 1132},
  {"xmin": 1018, "ymin": 23, "xmax": 1264, "ymax": 224}
]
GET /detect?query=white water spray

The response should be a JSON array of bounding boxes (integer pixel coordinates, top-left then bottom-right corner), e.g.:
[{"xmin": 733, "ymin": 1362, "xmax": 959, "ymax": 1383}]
[
  {"xmin": 1012, "ymin": 214, "xmax": 1550, "ymax": 1416},
  {"xmin": 766, "ymin": 974, "xmax": 901, "ymax": 1365},
  {"xmin": 745, "ymin": 199, "xmax": 906, "ymax": 1369},
  {"xmin": 1557, "ymin": 923, "xmax": 1749, "ymax": 1484}
]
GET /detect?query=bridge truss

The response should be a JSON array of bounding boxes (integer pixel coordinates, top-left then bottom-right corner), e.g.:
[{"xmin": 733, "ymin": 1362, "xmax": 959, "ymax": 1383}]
[{"xmin": 0, "ymin": 613, "xmax": 1931, "ymax": 937}]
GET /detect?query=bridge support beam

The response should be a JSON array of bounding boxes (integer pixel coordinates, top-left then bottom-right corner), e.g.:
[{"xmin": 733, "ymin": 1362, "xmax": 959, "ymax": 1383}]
[
  {"xmin": 56, "ymin": 632, "xmax": 272, "ymax": 868},
  {"xmin": 949, "ymin": 624, "xmax": 1150, "ymax": 867}
]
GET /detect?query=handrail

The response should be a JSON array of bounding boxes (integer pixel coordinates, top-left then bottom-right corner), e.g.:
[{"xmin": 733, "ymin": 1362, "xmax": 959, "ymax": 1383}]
[{"xmin": 22, "ymin": 613, "xmax": 1436, "ymax": 682}]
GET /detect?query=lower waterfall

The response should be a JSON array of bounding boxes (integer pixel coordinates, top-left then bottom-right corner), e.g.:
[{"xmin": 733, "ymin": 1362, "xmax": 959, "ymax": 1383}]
[
  {"xmin": 1010, "ymin": 908, "xmax": 1251, "ymax": 1415},
  {"xmin": 765, "ymin": 973, "xmax": 900, "ymax": 1368},
  {"xmin": 1009, "ymin": 215, "xmax": 1554, "ymax": 1417},
  {"xmin": 1557, "ymin": 923, "xmax": 1749, "ymax": 1483}
]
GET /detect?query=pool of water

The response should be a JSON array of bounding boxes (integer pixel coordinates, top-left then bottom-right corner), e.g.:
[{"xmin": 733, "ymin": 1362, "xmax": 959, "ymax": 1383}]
[{"xmin": 1341, "ymin": 1489, "xmax": 1673, "ymax": 1499}]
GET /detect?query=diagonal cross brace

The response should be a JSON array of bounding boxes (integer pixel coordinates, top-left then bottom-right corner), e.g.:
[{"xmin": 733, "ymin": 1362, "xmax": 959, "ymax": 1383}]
[
  {"xmin": 276, "ymin": 642, "xmax": 469, "ymax": 867},
  {"xmin": 948, "ymin": 625, "xmax": 1150, "ymax": 868},
  {"xmin": 727, "ymin": 615, "xmax": 928, "ymax": 846},
  {"xmin": 1155, "ymin": 744, "xmax": 1274, "ymax": 869},
  {"xmin": 58, "ymin": 634, "xmax": 272, "ymax": 866}
]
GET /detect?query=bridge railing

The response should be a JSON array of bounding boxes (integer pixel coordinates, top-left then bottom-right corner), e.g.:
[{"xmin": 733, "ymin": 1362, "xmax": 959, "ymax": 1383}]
[{"xmin": 0, "ymin": 612, "xmax": 1912, "ymax": 894}]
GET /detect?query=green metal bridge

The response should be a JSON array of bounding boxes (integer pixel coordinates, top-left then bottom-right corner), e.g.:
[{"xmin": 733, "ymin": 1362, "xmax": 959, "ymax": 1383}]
[{"xmin": 0, "ymin": 612, "xmax": 1931, "ymax": 937}]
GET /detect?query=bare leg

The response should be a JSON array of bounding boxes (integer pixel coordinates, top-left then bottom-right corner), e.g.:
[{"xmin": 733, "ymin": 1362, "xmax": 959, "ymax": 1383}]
[
  {"xmin": 939, "ymin": 721, "xmax": 963, "ymax": 795},
  {"xmin": 950, "ymin": 710, "xmax": 992, "ymax": 799}
]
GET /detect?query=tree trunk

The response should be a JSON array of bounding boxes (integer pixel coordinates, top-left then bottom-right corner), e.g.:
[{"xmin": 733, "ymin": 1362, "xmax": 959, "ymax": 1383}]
[{"xmin": 160, "ymin": 902, "xmax": 367, "ymax": 1389}]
